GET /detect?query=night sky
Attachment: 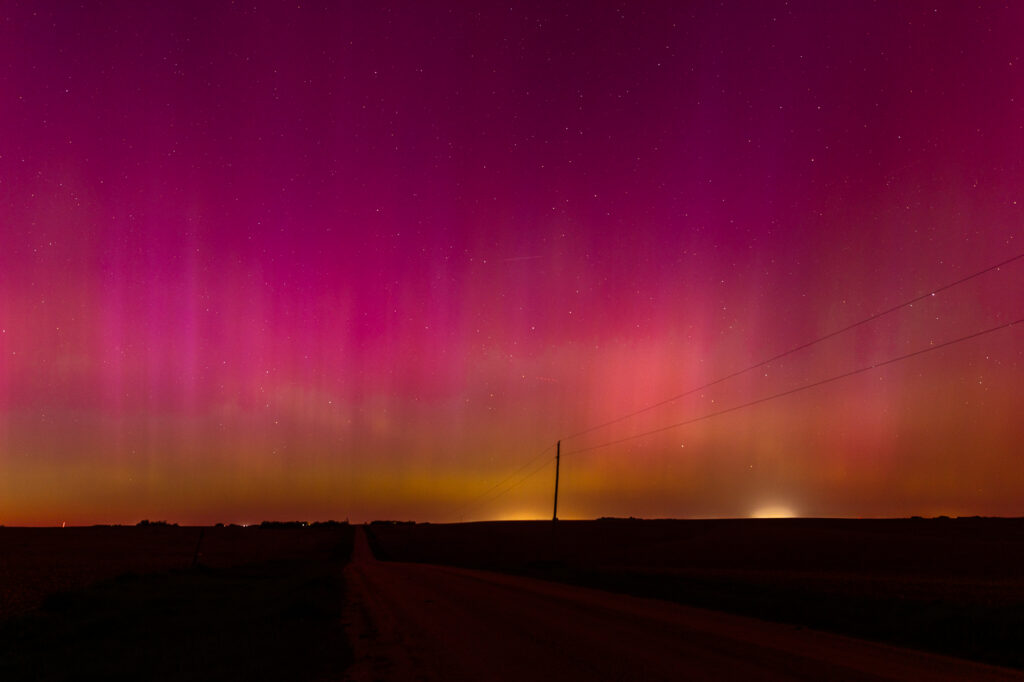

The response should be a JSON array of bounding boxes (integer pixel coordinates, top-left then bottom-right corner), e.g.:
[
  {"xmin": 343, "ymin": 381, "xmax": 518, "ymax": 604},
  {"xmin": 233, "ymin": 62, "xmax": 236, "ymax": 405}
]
[{"xmin": 1, "ymin": 2, "xmax": 1021, "ymax": 525}]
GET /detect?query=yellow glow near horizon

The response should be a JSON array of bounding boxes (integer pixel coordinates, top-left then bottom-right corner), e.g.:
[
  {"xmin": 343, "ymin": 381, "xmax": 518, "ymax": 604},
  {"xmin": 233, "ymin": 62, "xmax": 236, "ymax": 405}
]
[
  {"xmin": 750, "ymin": 505, "xmax": 797, "ymax": 519},
  {"xmin": 493, "ymin": 508, "xmax": 550, "ymax": 521}
]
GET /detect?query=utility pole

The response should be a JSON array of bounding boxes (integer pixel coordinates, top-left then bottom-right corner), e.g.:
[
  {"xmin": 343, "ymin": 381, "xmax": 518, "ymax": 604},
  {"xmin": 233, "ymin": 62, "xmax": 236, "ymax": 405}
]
[{"xmin": 552, "ymin": 440, "xmax": 560, "ymax": 522}]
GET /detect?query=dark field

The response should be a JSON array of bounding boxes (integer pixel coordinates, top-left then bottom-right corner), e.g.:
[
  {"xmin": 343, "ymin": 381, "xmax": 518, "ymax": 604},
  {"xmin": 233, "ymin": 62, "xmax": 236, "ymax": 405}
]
[
  {"xmin": 0, "ymin": 524, "xmax": 354, "ymax": 681},
  {"xmin": 368, "ymin": 517, "xmax": 1024, "ymax": 670},
  {"xmin": 0, "ymin": 524, "xmax": 350, "ymax": 618}
]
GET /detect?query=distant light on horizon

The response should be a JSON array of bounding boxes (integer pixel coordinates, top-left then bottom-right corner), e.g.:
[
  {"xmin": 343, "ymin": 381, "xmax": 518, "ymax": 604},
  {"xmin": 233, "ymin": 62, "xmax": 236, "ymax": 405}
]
[
  {"xmin": 493, "ymin": 508, "xmax": 549, "ymax": 522},
  {"xmin": 750, "ymin": 505, "xmax": 798, "ymax": 519}
]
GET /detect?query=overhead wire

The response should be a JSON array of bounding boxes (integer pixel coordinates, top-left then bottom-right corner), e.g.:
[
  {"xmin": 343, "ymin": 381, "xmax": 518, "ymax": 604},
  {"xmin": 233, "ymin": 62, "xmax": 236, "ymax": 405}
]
[
  {"xmin": 464, "ymin": 317, "xmax": 1020, "ymax": 518},
  {"xmin": 457, "ymin": 252, "xmax": 1023, "ymax": 520},
  {"xmin": 463, "ymin": 456, "xmax": 557, "ymax": 519},
  {"xmin": 456, "ymin": 441, "xmax": 557, "ymax": 520},
  {"xmin": 560, "ymin": 252, "xmax": 1024, "ymax": 443},
  {"xmin": 566, "ymin": 317, "xmax": 1023, "ymax": 455}
]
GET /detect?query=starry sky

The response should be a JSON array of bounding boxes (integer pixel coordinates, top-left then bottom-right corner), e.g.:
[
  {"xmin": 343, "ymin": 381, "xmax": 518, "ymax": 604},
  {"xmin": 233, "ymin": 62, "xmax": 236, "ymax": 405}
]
[{"xmin": 1, "ymin": 1, "xmax": 1022, "ymax": 525}]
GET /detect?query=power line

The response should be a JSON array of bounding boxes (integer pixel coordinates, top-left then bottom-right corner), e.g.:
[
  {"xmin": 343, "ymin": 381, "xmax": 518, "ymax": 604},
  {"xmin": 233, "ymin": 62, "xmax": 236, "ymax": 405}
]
[
  {"xmin": 561, "ymin": 252, "xmax": 1024, "ymax": 443},
  {"xmin": 464, "ymin": 456, "xmax": 557, "ymax": 519},
  {"xmin": 459, "ymin": 455, "xmax": 556, "ymax": 520},
  {"xmin": 460, "ymin": 252, "xmax": 1022, "ymax": 520},
  {"xmin": 457, "ymin": 441, "xmax": 557, "ymax": 520},
  {"xmin": 566, "ymin": 317, "xmax": 1023, "ymax": 455}
]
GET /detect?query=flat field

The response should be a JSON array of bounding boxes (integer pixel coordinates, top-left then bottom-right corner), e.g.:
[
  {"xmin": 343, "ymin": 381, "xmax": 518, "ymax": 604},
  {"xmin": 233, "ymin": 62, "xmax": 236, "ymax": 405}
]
[
  {"xmin": 368, "ymin": 517, "xmax": 1024, "ymax": 670},
  {"xmin": 0, "ymin": 524, "xmax": 354, "ymax": 681},
  {"xmin": 0, "ymin": 524, "xmax": 348, "ymax": 617}
]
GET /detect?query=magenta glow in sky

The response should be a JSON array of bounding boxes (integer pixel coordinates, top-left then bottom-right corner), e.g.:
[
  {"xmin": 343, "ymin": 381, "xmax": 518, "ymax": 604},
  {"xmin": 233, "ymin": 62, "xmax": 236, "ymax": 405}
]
[{"xmin": 1, "ymin": 1, "xmax": 1022, "ymax": 525}]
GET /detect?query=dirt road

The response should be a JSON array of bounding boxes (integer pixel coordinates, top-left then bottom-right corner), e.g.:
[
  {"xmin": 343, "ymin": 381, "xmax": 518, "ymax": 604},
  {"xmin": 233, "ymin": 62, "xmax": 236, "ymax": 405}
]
[{"xmin": 342, "ymin": 527, "xmax": 1023, "ymax": 681}]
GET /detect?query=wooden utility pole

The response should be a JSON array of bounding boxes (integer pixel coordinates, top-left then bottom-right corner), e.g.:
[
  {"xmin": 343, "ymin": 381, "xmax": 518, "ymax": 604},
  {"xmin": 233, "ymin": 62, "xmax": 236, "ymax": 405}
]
[{"xmin": 552, "ymin": 440, "xmax": 560, "ymax": 522}]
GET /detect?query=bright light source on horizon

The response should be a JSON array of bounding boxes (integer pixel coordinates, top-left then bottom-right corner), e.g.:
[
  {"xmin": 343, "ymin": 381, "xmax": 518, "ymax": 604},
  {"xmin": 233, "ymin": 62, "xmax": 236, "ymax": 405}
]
[
  {"xmin": 494, "ymin": 509, "xmax": 547, "ymax": 521},
  {"xmin": 750, "ymin": 505, "xmax": 797, "ymax": 519}
]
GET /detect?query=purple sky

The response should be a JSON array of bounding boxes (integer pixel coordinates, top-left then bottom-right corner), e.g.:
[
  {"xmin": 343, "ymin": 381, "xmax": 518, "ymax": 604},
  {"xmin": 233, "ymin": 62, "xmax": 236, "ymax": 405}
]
[{"xmin": 1, "ymin": 1, "xmax": 1022, "ymax": 524}]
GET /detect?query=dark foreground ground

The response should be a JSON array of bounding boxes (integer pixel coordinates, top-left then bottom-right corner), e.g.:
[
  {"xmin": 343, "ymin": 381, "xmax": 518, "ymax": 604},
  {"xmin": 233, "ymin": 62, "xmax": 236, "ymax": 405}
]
[
  {"xmin": 368, "ymin": 517, "xmax": 1024, "ymax": 670},
  {"xmin": 347, "ymin": 526, "xmax": 1024, "ymax": 681},
  {"xmin": 0, "ymin": 525, "xmax": 354, "ymax": 681}
]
